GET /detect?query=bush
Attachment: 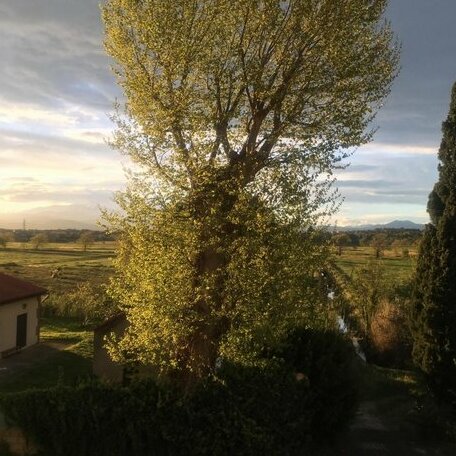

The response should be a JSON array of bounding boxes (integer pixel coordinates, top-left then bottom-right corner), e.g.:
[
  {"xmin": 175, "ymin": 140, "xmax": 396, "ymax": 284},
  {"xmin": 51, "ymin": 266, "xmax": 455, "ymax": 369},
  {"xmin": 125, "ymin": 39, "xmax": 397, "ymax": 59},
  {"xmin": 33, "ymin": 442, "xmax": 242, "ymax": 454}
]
[
  {"xmin": 0, "ymin": 330, "xmax": 360, "ymax": 455},
  {"xmin": 0, "ymin": 381, "xmax": 166, "ymax": 456},
  {"xmin": 369, "ymin": 300, "xmax": 411, "ymax": 367},
  {"xmin": 42, "ymin": 283, "xmax": 117, "ymax": 326},
  {"xmin": 273, "ymin": 328, "xmax": 361, "ymax": 441}
]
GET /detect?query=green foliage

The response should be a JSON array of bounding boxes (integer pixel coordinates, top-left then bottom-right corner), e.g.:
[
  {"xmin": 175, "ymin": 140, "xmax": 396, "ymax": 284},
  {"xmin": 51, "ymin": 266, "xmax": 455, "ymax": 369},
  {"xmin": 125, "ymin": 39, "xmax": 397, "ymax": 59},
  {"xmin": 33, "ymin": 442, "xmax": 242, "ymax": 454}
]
[
  {"xmin": 43, "ymin": 283, "xmax": 117, "ymax": 326},
  {"xmin": 29, "ymin": 233, "xmax": 48, "ymax": 250},
  {"xmin": 0, "ymin": 330, "xmax": 360, "ymax": 456},
  {"xmin": 0, "ymin": 441, "xmax": 15, "ymax": 456},
  {"xmin": 0, "ymin": 382, "xmax": 165, "ymax": 456},
  {"xmin": 272, "ymin": 328, "xmax": 361, "ymax": 440},
  {"xmin": 349, "ymin": 260, "xmax": 388, "ymax": 338},
  {"xmin": 77, "ymin": 231, "xmax": 95, "ymax": 251},
  {"xmin": 102, "ymin": 0, "xmax": 399, "ymax": 381},
  {"xmin": 333, "ymin": 260, "xmax": 413, "ymax": 367},
  {"xmin": 412, "ymin": 83, "xmax": 456, "ymax": 405}
]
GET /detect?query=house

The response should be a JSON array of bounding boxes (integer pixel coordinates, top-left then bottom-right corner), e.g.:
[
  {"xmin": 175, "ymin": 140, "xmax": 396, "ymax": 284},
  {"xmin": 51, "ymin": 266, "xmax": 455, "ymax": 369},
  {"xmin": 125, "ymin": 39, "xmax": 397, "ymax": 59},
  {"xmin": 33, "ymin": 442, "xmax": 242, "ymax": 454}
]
[{"xmin": 0, "ymin": 272, "xmax": 46, "ymax": 358}]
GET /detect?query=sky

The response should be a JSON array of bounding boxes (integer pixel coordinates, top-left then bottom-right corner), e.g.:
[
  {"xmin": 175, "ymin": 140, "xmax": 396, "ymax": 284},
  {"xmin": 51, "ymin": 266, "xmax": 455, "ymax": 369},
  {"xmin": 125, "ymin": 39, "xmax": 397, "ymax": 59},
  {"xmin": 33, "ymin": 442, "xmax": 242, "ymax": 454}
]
[{"xmin": 0, "ymin": 0, "xmax": 456, "ymax": 229}]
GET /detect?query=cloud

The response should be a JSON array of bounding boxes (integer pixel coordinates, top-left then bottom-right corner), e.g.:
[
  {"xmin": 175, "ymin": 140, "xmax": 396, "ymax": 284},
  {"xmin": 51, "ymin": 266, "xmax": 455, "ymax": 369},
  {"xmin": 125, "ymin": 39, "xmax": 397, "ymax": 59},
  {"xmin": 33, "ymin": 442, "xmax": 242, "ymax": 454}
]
[
  {"xmin": 0, "ymin": 0, "xmax": 455, "ymax": 227},
  {"xmin": 0, "ymin": 0, "xmax": 120, "ymax": 112},
  {"xmin": 0, "ymin": 102, "xmax": 77, "ymax": 127},
  {"xmin": 334, "ymin": 149, "xmax": 438, "ymax": 213},
  {"xmin": 360, "ymin": 143, "xmax": 438, "ymax": 156},
  {"xmin": 373, "ymin": 0, "xmax": 456, "ymax": 147}
]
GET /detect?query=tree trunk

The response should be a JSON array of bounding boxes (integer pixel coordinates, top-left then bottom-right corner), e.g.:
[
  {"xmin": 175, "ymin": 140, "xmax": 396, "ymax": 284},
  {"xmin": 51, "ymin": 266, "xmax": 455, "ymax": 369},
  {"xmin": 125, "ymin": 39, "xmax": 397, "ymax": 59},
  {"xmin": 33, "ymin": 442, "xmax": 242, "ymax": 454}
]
[{"xmin": 179, "ymin": 168, "xmax": 242, "ymax": 383}]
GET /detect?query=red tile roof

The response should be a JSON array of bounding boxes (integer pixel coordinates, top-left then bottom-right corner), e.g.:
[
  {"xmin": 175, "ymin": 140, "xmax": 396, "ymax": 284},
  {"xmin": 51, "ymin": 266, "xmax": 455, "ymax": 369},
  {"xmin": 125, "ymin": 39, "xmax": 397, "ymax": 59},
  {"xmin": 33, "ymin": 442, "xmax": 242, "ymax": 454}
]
[{"xmin": 0, "ymin": 272, "xmax": 47, "ymax": 305}]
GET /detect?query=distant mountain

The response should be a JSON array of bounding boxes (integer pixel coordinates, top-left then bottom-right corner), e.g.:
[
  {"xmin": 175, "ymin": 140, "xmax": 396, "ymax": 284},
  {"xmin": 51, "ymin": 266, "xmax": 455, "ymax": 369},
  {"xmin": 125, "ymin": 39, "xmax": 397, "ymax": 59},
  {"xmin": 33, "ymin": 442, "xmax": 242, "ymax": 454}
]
[
  {"xmin": 338, "ymin": 219, "xmax": 425, "ymax": 231},
  {"xmin": 0, "ymin": 205, "xmax": 103, "ymax": 230},
  {"xmin": 383, "ymin": 220, "xmax": 425, "ymax": 230}
]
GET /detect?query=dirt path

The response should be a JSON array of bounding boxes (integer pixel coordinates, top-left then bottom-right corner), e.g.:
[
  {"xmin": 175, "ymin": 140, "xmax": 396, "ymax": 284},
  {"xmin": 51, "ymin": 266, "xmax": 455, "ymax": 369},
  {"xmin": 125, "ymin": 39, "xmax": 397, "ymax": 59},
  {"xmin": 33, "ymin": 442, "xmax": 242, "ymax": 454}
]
[{"xmin": 337, "ymin": 400, "xmax": 456, "ymax": 456}]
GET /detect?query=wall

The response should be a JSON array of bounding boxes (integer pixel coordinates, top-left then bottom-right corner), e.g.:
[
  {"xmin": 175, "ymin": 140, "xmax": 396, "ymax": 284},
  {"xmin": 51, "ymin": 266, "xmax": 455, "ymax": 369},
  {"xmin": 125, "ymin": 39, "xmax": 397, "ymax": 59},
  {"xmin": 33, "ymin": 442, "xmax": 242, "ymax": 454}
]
[
  {"xmin": 0, "ymin": 297, "xmax": 39, "ymax": 356},
  {"xmin": 93, "ymin": 316, "xmax": 128, "ymax": 383}
]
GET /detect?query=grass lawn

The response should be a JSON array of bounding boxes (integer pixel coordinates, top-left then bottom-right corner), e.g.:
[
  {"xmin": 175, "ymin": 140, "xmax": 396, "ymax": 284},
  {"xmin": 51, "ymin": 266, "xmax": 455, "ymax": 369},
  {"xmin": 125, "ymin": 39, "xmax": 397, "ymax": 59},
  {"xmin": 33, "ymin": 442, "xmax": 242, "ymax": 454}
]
[
  {"xmin": 0, "ymin": 317, "xmax": 94, "ymax": 393},
  {"xmin": 334, "ymin": 246, "xmax": 417, "ymax": 282}
]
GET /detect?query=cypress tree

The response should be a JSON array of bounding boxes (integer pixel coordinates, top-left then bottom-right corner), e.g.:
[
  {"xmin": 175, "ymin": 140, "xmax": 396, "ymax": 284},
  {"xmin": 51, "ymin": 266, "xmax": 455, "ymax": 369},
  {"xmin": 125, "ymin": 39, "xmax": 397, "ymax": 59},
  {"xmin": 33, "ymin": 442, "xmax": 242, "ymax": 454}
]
[{"xmin": 412, "ymin": 83, "xmax": 456, "ymax": 404}]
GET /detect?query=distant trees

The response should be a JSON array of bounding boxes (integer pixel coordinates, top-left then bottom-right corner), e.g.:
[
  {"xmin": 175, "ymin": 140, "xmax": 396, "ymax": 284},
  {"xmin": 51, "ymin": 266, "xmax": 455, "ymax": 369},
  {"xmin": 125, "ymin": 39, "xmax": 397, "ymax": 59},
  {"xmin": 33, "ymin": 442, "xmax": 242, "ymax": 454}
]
[
  {"xmin": 78, "ymin": 232, "xmax": 95, "ymax": 252},
  {"xmin": 30, "ymin": 233, "xmax": 49, "ymax": 250},
  {"xmin": 412, "ymin": 83, "xmax": 456, "ymax": 405},
  {"xmin": 390, "ymin": 239, "xmax": 410, "ymax": 257},
  {"xmin": 332, "ymin": 233, "xmax": 352, "ymax": 256},
  {"xmin": 370, "ymin": 233, "xmax": 388, "ymax": 259},
  {"xmin": 0, "ymin": 231, "xmax": 14, "ymax": 249}
]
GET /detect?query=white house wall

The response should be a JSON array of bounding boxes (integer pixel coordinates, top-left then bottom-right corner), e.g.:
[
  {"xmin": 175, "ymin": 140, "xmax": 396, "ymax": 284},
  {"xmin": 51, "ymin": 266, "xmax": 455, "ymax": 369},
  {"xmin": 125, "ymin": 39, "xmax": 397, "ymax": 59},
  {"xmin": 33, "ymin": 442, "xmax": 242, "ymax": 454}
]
[{"xmin": 0, "ymin": 297, "xmax": 39, "ymax": 355}]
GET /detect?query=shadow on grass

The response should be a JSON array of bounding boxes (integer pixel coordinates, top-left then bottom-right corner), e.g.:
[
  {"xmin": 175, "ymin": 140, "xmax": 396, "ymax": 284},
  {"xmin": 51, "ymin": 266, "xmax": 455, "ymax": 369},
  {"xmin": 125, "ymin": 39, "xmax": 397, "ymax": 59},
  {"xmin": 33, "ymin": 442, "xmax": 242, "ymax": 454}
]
[{"xmin": 0, "ymin": 348, "xmax": 92, "ymax": 394}]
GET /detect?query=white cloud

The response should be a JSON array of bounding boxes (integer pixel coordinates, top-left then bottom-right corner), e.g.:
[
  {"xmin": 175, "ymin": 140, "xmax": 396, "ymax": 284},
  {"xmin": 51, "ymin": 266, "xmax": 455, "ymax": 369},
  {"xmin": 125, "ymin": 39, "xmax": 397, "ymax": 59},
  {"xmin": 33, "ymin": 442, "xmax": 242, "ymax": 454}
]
[
  {"xmin": 0, "ymin": 101, "xmax": 77, "ymax": 127},
  {"xmin": 360, "ymin": 142, "xmax": 438, "ymax": 156}
]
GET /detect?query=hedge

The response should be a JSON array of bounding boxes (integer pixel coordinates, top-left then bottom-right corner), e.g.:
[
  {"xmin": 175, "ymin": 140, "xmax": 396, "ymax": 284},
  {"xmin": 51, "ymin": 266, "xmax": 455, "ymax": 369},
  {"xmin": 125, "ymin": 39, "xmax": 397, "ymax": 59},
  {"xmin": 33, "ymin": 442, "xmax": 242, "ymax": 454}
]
[{"xmin": 0, "ymin": 329, "xmax": 360, "ymax": 455}]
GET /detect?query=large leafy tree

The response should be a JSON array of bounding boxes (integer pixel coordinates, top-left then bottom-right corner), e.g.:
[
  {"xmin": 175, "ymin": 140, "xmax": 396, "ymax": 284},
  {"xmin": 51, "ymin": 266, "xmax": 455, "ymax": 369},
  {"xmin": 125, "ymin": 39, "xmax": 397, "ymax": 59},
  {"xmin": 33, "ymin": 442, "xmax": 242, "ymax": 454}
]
[
  {"xmin": 102, "ymin": 0, "xmax": 398, "ymax": 381},
  {"xmin": 412, "ymin": 83, "xmax": 456, "ymax": 403}
]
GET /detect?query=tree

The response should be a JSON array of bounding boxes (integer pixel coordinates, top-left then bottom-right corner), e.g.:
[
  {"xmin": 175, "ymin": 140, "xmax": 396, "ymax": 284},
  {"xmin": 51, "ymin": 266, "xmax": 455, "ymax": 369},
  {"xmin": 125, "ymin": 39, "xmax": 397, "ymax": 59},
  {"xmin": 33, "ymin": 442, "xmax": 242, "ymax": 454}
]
[
  {"xmin": 102, "ymin": 0, "xmax": 398, "ymax": 381},
  {"xmin": 371, "ymin": 232, "xmax": 388, "ymax": 259},
  {"xmin": 78, "ymin": 231, "xmax": 95, "ymax": 252},
  {"xmin": 30, "ymin": 233, "xmax": 48, "ymax": 250},
  {"xmin": 412, "ymin": 83, "xmax": 456, "ymax": 404},
  {"xmin": 332, "ymin": 233, "xmax": 352, "ymax": 256},
  {"xmin": 0, "ymin": 231, "xmax": 14, "ymax": 249},
  {"xmin": 350, "ymin": 260, "xmax": 387, "ymax": 341}
]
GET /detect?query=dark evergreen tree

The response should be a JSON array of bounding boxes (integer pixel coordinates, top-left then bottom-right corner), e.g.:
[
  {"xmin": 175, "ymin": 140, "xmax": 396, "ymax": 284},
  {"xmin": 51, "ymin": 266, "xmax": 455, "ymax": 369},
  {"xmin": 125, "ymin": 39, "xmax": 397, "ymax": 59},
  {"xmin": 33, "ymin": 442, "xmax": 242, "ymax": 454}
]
[{"xmin": 412, "ymin": 83, "xmax": 456, "ymax": 404}]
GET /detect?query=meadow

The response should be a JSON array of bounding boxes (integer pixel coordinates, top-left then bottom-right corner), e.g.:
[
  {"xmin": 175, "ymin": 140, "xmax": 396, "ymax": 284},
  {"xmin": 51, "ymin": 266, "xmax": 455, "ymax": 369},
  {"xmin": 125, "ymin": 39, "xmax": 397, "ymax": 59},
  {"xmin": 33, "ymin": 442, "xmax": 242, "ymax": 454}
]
[
  {"xmin": 0, "ymin": 241, "xmax": 116, "ymax": 294},
  {"xmin": 334, "ymin": 245, "xmax": 417, "ymax": 283},
  {"xmin": 0, "ymin": 242, "xmax": 116, "ymax": 393}
]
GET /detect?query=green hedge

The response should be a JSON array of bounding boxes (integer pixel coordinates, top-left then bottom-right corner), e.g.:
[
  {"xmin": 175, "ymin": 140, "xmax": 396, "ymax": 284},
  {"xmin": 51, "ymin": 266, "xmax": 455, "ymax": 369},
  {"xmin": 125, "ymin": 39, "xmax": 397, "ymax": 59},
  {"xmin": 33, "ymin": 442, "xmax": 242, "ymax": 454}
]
[
  {"xmin": 274, "ymin": 328, "xmax": 362, "ymax": 441},
  {"xmin": 0, "ymin": 329, "xmax": 360, "ymax": 455}
]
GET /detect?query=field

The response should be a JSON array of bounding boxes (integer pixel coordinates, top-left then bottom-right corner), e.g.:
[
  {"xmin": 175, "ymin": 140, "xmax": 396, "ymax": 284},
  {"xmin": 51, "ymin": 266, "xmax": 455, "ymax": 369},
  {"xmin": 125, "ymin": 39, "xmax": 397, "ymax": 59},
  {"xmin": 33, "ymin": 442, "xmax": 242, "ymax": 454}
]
[
  {"xmin": 334, "ymin": 246, "xmax": 418, "ymax": 283},
  {"xmin": 0, "ymin": 242, "xmax": 116, "ymax": 294},
  {"xmin": 0, "ymin": 242, "xmax": 116, "ymax": 393}
]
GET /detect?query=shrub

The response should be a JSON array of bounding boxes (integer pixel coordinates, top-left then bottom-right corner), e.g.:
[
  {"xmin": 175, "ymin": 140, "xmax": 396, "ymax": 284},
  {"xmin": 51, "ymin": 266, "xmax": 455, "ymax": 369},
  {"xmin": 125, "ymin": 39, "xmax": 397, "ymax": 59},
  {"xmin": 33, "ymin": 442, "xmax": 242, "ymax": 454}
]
[
  {"xmin": 369, "ymin": 300, "xmax": 411, "ymax": 367},
  {"xmin": 0, "ymin": 330, "xmax": 360, "ymax": 455},
  {"xmin": 0, "ymin": 381, "xmax": 166, "ymax": 456},
  {"xmin": 273, "ymin": 328, "xmax": 361, "ymax": 440},
  {"xmin": 42, "ymin": 283, "xmax": 117, "ymax": 326}
]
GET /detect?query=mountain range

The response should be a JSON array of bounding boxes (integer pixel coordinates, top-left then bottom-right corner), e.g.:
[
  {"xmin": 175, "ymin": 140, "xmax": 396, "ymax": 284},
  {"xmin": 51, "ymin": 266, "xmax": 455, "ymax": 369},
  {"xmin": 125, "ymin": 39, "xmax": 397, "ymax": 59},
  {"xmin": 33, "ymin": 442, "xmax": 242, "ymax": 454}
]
[
  {"xmin": 0, "ymin": 205, "xmax": 425, "ymax": 232},
  {"xmin": 0, "ymin": 205, "xmax": 102, "ymax": 231},
  {"xmin": 337, "ymin": 220, "xmax": 425, "ymax": 231}
]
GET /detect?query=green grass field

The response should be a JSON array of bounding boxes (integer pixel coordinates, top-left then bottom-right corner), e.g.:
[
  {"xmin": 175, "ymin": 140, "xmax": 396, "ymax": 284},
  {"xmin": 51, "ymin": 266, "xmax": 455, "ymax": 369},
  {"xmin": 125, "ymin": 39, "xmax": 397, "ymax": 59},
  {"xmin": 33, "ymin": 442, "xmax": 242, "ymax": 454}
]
[
  {"xmin": 0, "ymin": 242, "xmax": 116, "ymax": 294},
  {"xmin": 0, "ymin": 243, "xmax": 115, "ymax": 393},
  {"xmin": 334, "ymin": 246, "xmax": 417, "ymax": 282}
]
